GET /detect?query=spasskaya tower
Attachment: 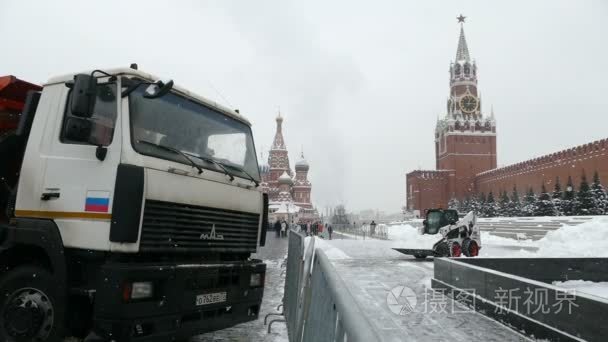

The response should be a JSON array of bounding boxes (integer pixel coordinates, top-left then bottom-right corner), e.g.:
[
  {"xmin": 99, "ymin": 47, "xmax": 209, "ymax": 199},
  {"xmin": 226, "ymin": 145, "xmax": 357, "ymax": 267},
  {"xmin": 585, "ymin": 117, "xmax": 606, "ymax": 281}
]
[{"xmin": 435, "ymin": 14, "xmax": 497, "ymax": 199}]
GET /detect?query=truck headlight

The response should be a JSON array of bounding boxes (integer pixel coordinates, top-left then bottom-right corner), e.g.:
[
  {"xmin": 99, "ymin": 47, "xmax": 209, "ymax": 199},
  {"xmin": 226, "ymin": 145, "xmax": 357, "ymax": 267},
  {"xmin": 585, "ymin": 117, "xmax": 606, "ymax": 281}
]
[
  {"xmin": 249, "ymin": 273, "xmax": 263, "ymax": 287},
  {"xmin": 129, "ymin": 281, "xmax": 154, "ymax": 300}
]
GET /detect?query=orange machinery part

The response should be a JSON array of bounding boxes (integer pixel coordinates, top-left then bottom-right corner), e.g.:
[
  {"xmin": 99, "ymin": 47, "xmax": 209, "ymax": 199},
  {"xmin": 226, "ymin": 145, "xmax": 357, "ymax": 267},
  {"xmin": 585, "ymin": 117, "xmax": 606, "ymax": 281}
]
[{"xmin": 0, "ymin": 75, "xmax": 42, "ymax": 133}]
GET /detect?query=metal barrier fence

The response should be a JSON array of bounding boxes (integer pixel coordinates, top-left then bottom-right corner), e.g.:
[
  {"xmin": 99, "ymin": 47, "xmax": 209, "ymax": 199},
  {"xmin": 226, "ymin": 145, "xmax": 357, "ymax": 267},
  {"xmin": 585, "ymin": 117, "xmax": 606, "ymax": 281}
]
[
  {"xmin": 283, "ymin": 229, "xmax": 305, "ymax": 341},
  {"xmin": 273, "ymin": 230, "xmax": 381, "ymax": 341},
  {"xmin": 301, "ymin": 249, "xmax": 381, "ymax": 342},
  {"xmin": 332, "ymin": 224, "xmax": 388, "ymax": 240}
]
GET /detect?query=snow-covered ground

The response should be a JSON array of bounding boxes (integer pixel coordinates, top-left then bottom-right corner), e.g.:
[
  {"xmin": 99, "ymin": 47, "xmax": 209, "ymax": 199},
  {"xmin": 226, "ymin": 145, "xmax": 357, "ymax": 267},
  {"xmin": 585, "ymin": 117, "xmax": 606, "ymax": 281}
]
[
  {"xmin": 313, "ymin": 237, "xmax": 532, "ymax": 341},
  {"xmin": 313, "ymin": 218, "xmax": 608, "ymax": 340},
  {"xmin": 552, "ymin": 280, "xmax": 608, "ymax": 299},
  {"xmin": 386, "ymin": 216, "xmax": 608, "ymax": 257}
]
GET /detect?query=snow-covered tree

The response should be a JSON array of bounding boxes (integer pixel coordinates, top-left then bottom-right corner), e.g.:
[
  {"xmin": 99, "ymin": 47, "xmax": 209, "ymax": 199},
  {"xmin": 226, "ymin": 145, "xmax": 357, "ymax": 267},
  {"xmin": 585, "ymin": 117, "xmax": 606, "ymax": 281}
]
[
  {"xmin": 508, "ymin": 186, "xmax": 522, "ymax": 217},
  {"xmin": 477, "ymin": 193, "xmax": 487, "ymax": 217},
  {"xmin": 460, "ymin": 196, "xmax": 472, "ymax": 214},
  {"xmin": 535, "ymin": 183, "xmax": 557, "ymax": 216},
  {"xmin": 591, "ymin": 171, "xmax": 607, "ymax": 215},
  {"xmin": 552, "ymin": 177, "xmax": 563, "ymax": 216},
  {"xmin": 483, "ymin": 191, "xmax": 499, "ymax": 217},
  {"xmin": 522, "ymin": 187, "xmax": 537, "ymax": 217},
  {"xmin": 498, "ymin": 190, "xmax": 511, "ymax": 217},
  {"xmin": 575, "ymin": 171, "xmax": 595, "ymax": 215},
  {"xmin": 448, "ymin": 197, "xmax": 460, "ymax": 211},
  {"xmin": 561, "ymin": 176, "xmax": 576, "ymax": 216}
]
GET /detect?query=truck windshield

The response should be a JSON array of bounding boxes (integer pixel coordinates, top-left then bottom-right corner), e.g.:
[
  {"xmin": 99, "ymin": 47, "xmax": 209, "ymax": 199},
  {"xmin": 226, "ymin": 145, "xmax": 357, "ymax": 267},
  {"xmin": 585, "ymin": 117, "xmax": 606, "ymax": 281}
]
[{"xmin": 129, "ymin": 87, "xmax": 260, "ymax": 182}]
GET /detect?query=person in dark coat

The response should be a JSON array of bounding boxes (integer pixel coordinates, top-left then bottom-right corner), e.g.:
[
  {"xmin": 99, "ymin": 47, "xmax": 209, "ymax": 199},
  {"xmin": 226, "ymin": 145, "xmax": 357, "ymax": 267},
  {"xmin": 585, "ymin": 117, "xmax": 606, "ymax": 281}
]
[
  {"xmin": 328, "ymin": 224, "xmax": 333, "ymax": 240},
  {"xmin": 274, "ymin": 219, "xmax": 281, "ymax": 237}
]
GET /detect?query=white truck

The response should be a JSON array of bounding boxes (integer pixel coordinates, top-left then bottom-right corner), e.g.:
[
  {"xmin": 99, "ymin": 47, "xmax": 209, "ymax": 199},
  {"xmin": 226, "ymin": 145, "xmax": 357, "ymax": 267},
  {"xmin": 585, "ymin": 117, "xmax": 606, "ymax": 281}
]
[{"xmin": 0, "ymin": 66, "xmax": 268, "ymax": 341}]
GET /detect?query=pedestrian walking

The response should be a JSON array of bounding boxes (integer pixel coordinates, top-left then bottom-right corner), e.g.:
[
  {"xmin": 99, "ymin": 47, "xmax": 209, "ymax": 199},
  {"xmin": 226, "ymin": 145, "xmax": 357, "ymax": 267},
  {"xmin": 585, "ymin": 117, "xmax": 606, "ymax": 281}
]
[
  {"xmin": 274, "ymin": 219, "xmax": 281, "ymax": 238},
  {"xmin": 328, "ymin": 224, "xmax": 333, "ymax": 240},
  {"xmin": 280, "ymin": 220, "xmax": 287, "ymax": 238},
  {"xmin": 306, "ymin": 222, "xmax": 311, "ymax": 236},
  {"xmin": 370, "ymin": 220, "xmax": 377, "ymax": 236}
]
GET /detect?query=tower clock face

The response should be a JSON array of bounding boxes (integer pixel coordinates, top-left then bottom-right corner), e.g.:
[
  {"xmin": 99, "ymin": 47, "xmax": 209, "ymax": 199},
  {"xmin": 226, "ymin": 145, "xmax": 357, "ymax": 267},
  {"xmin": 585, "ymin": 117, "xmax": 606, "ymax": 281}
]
[{"xmin": 460, "ymin": 95, "xmax": 478, "ymax": 113}]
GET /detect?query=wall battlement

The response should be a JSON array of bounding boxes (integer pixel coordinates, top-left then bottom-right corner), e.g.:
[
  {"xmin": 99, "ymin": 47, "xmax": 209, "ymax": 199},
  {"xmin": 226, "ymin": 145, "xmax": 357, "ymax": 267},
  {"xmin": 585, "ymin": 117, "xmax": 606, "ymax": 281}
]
[
  {"xmin": 475, "ymin": 138, "xmax": 608, "ymax": 195},
  {"xmin": 477, "ymin": 138, "xmax": 608, "ymax": 178}
]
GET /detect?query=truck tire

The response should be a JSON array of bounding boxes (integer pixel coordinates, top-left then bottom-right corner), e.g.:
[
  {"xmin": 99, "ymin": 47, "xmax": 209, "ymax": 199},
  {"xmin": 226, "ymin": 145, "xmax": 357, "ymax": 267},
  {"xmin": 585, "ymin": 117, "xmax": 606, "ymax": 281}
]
[
  {"xmin": 462, "ymin": 238, "xmax": 471, "ymax": 257},
  {"xmin": 0, "ymin": 265, "xmax": 65, "ymax": 342},
  {"xmin": 433, "ymin": 241, "xmax": 450, "ymax": 257},
  {"xmin": 462, "ymin": 238, "xmax": 479, "ymax": 257}
]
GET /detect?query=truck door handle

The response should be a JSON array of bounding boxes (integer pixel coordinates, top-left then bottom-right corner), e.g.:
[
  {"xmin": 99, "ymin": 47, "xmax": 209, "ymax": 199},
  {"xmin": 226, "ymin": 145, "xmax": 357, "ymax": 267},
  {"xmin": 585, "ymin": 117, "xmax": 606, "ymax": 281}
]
[{"xmin": 41, "ymin": 192, "xmax": 60, "ymax": 201}]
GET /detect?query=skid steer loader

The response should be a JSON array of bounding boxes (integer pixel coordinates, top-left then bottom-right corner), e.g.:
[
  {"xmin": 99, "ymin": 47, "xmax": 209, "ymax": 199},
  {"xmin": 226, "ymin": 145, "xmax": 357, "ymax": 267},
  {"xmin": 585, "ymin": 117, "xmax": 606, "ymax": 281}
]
[{"xmin": 393, "ymin": 209, "xmax": 481, "ymax": 259}]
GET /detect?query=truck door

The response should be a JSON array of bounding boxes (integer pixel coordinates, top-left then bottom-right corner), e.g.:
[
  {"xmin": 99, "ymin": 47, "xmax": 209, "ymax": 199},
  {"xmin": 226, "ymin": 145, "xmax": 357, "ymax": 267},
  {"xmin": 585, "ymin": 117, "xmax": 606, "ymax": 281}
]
[{"xmin": 39, "ymin": 81, "xmax": 121, "ymax": 250}]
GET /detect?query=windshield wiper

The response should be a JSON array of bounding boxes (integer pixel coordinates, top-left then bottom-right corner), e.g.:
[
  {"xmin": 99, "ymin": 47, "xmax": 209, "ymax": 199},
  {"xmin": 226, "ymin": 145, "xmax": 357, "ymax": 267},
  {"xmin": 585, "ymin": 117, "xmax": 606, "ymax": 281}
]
[
  {"xmin": 218, "ymin": 162, "xmax": 260, "ymax": 187},
  {"xmin": 137, "ymin": 140, "xmax": 203, "ymax": 174},
  {"xmin": 184, "ymin": 152, "xmax": 235, "ymax": 182}
]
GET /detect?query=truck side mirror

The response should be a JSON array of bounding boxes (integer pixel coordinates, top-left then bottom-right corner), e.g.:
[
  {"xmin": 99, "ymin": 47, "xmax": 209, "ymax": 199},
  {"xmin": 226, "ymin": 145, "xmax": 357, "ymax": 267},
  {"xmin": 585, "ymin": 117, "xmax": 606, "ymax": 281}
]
[
  {"xmin": 143, "ymin": 79, "xmax": 174, "ymax": 99},
  {"xmin": 64, "ymin": 117, "xmax": 92, "ymax": 142},
  {"xmin": 70, "ymin": 74, "xmax": 97, "ymax": 118}
]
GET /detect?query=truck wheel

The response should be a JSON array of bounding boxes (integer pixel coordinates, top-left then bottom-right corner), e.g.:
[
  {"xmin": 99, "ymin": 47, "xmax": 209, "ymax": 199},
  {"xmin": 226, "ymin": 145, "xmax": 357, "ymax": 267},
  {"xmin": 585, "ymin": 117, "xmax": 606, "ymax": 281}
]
[
  {"xmin": 434, "ymin": 241, "xmax": 450, "ymax": 257},
  {"xmin": 450, "ymin": 242, "xmax": 462, "ymax": 257},
  {"xmin": 462, "ymin": 239, "xmax": 479, "ymax": 257},
  {"xmin": 462, "ymin": 238, "xmax": 471, "ymax": 257},
  {"xmin": 0, "ymin": 266, "xmax": 65, "ymax": 342}
]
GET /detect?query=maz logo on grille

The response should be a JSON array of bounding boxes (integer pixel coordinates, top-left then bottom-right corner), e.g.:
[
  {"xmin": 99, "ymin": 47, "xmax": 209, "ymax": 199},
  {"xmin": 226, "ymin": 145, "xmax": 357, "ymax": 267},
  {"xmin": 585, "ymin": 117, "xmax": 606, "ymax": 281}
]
[{"xmin": 200, "ymin": 224, "xmax": 224, "ymax": 241}]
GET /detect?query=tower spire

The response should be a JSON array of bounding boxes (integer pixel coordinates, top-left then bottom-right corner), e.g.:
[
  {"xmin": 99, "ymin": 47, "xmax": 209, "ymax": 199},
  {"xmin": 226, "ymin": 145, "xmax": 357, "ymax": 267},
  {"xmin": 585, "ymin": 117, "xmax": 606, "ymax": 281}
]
[
  {"xmin": 455, "ymin": 15, "xmax": 470, "ymax": 62},
  {"xmin": 272, "ymin": 110, "xmax": 286, "ymax": 150}
]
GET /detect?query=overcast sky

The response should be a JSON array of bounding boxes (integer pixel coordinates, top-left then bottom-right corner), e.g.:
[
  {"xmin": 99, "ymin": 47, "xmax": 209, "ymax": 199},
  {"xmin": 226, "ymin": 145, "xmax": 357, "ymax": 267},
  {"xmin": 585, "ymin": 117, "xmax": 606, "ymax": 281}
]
[{"xmin": 2, "ymin": 0, "xmax": 607, "ymax": 213}]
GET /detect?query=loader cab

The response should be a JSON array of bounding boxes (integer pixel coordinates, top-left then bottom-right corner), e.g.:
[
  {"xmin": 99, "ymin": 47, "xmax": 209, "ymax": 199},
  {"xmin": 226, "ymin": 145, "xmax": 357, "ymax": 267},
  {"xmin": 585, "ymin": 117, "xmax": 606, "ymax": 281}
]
[{"xmin": 423, "ymin": 209, "xmax": 458, "ymax": 234}]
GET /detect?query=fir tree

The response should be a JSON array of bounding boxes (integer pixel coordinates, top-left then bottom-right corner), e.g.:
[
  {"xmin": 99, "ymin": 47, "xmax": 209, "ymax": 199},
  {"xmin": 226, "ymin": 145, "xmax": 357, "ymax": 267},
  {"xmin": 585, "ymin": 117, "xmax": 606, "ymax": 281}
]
[
  {"xmin": 508, "ymin": 186, "xmax": 522, "ymax": 217},
  {"xmin": 448, "ymin": 197, "xmax": 460, "ymax": 211},
  {"xmin": 552, "ymin": 177, "xmax": 563, "ymax": 216},
  {"xmin": 478, "ymin": 193, "xmax": 487, "ymax": 217},
  {"xmin": 498, "ymin": 190, "xmax": 511, "ymax": 217},
  {"xmin": 575, "ymin": 171, "xmax": 595, "ymax": 215},
  {"xmin": 462, "ymin": 196, "xmax": 472, "ymax": 213},
  {"xmin": 484, "ymin": 191, "xmax": 499, "ymax": 217},
  {"xmin": 522, "ymin": 187, "xmax": 537, "ymax": 217},
  {"xmin": 535, "ymin": 183, "xmax": 557, "ymax": 216},
  {"xmin": 591, "ymin": 171, "xmax": 607, "ymax": 215},
  {"xmin": 561, "ymin": 176, "xmax": 576, "ymax": 216}
]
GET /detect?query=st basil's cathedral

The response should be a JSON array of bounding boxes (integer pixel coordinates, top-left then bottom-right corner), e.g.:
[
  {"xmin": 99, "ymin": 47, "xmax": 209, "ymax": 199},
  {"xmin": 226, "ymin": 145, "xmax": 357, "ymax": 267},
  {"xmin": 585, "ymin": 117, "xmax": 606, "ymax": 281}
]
[{"xmin": 259, "ymin": 113, "xmax": 319, "ymax": 223}]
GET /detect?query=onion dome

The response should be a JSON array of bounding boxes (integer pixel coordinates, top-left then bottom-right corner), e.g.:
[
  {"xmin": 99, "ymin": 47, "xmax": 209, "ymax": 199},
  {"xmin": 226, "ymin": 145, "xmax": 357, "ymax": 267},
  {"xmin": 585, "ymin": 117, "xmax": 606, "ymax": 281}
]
[
  {"xmin": 295, "ymin": 152, "xmax": 309, "ymax": 171},
  {"xmin": 278, "ymin": 171, "xmax": 293, "ymax": 185}
]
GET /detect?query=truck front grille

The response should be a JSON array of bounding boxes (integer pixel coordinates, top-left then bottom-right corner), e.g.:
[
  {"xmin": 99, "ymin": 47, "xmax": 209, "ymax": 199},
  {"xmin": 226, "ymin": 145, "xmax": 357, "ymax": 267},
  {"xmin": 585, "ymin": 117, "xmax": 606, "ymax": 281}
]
[{"xmin": 139, "ymin": 200, "xmax": 260, "ymax": 254}]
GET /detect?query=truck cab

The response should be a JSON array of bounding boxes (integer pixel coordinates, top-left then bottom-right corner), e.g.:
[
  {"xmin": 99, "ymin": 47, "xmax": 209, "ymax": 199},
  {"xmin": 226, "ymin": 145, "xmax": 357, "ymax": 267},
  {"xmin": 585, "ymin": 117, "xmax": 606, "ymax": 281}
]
[{"xmin": 0, "ymin": 68, "xmax": 268, "ymax": 341}]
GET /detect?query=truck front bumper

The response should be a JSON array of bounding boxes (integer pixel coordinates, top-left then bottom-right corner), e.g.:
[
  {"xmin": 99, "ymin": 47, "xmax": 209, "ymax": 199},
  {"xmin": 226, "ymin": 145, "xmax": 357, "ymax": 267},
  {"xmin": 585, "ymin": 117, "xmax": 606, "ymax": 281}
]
[{"xmin": 92, "ymin": 259, "xmax": 266, "ymax": 341}]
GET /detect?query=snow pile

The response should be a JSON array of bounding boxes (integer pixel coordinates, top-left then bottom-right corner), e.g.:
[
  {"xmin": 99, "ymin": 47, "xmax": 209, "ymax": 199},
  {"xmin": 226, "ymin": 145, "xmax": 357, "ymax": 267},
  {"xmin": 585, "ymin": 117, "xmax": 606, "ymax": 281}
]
[
  {"xmin": 481, "ymin": 232, "xmax": 536, "ymax": 247},
  {"xmin": 552, "ymin": 280, "xmax": 608, "ymax": 299},
  {"xmin": 313, "ymin": 237, "xmax": 351, "ymax": 260},
  {"xmin": 387, "ymin": 224, "xmax": 442, "ymax": 248},
  {"xmin": 534, "ymin": 216, "xmax": 608, "ymax": 257}
]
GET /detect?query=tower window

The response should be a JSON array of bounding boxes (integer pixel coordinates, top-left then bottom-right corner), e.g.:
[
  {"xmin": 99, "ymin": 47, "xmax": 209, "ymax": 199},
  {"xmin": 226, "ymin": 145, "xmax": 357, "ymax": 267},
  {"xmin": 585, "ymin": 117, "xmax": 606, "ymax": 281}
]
[
  {"xmin": 454, "ymin": 64, "xmax": 461, "ymax": 76},
  {"xmin": 464, "ymin": 63, "xmax": 470, "ymax": 76}
]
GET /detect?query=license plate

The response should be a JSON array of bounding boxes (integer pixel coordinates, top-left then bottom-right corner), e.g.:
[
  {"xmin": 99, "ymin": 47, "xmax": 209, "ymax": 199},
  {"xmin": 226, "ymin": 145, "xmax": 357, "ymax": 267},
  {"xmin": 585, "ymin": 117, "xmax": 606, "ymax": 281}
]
[{"xmin": 196, "ymin": 292, "xmax": 227, "ymax": 306}]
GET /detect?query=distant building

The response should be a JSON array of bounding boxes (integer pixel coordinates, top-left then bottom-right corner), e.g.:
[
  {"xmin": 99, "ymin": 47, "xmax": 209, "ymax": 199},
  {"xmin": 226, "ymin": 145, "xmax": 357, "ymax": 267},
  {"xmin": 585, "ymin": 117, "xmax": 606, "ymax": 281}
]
[
  {"xmin": 260, "ymin": 113, "xmax": 318, "ymax": 223},
  {"xmin": 406, "ymin": 17, "xmax": 608, "ymax": 214}
]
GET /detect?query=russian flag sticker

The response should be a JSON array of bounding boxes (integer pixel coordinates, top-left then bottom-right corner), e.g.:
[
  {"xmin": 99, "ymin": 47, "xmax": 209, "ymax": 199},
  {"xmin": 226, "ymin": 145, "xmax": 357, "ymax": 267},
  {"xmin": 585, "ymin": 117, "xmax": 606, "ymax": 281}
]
[{"xmin": 85, "ymin": 191, "xmax": 110, "ymax": 213}]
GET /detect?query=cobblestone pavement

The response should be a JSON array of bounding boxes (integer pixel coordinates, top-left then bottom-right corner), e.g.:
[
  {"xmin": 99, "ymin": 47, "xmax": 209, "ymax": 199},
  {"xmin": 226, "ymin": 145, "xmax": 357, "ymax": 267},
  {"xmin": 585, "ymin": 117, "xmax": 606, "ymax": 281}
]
[{"xmin": 193, "ymin": 232, "xmax": 289, "ymax": 342}]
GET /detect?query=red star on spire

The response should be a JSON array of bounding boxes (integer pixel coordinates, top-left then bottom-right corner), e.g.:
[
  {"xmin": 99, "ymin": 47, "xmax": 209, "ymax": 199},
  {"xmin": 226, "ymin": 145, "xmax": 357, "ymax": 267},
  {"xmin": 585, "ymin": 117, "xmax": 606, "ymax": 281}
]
[{"xmin": 457, "ymin": 14, "xmax": 466, "ymax": 23}]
